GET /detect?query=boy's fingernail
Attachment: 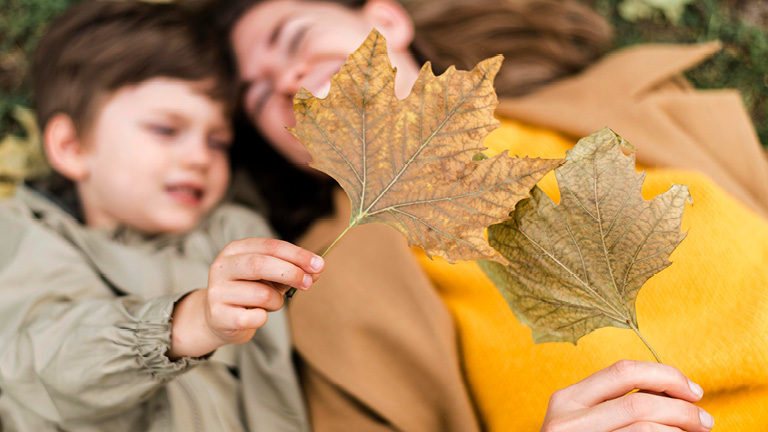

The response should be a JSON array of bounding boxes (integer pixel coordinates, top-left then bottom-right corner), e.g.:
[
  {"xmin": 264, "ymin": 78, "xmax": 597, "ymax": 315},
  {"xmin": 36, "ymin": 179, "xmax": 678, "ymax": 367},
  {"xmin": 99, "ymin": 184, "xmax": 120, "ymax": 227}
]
[
  {"xmin": 311, "ymin": 256, "xmax": 324, "ymax": 272},
  {"xmin": 699, "ymin": 408, "xmax": 714, "ymax": 430},
  {"xmin": 302, "ymin": 274, "xmax": 312, "ymax": 289},
  {"xmin": 688, "ymin": 379, "xmax": 704, "ymax": 398}
]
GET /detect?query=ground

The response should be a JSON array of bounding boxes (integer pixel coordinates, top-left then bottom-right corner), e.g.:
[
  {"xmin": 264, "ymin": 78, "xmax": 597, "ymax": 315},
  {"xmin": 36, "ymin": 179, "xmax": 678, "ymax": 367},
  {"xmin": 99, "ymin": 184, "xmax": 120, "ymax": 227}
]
[
  {"xmin": 582, "ymin": 0, "xmax": 768, "ymax": 146},
  {"xmin": 2, "ymin": 0, "xmax": 768, "ymax": 147}
]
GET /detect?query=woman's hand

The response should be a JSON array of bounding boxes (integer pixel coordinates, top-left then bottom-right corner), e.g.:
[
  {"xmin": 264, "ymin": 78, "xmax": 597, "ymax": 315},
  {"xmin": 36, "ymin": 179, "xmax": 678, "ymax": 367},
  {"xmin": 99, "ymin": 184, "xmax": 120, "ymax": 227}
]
[
  {"xmin": 541, "ymin": 360, "xmax": 714, "ymax": 432},
  {"xmin": 169, "ymin": 238, "xmax": 324, "ymax": 358}
]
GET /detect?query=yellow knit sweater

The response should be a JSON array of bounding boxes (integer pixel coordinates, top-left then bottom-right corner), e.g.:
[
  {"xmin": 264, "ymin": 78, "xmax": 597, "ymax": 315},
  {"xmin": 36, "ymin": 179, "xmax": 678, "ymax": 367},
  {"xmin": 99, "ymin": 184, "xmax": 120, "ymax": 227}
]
[{"xmin": 417, "ymin": 119, "xmax": 768, "ymax": 431}]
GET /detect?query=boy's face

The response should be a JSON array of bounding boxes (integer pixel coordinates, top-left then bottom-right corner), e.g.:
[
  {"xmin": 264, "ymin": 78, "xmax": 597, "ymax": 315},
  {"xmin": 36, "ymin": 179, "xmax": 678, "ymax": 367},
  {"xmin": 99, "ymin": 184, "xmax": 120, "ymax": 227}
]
[{"xmin": 77, "ymin": 78, "xmax": 232, "ymax": 234}]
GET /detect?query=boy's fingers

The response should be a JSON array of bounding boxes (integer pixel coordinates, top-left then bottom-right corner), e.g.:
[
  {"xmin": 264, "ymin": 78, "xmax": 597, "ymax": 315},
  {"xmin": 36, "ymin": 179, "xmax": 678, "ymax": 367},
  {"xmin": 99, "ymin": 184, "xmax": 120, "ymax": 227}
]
[
  {"xmin": 212, "ymin": 281, "xmax": 285, "ymax": 311},
  {"xmin": 219, "ymin": 253, "xmax": 316, "ymax": 290},
  {"xmin": 264, "ymin": 281, "xmax": 293, "ymax": 295},
  {"xmin": 558, "ymin": 360, "xmax": 703, "ymax": 407},
  {"xmin": 582, "ymin": 392, "xmax": 713, "ymax": 432},
  {"xmin": 221, "ymin": 238, "xmax": 324, "ymax": 274},
  {"xmin": 226, "ymin": 305, "xmax": 268, "ymax": 331}
]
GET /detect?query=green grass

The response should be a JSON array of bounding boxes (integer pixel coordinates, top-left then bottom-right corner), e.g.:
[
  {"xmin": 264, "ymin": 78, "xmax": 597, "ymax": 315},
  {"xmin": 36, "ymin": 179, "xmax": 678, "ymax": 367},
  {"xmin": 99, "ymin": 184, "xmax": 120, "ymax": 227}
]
[
  {"xmin": 583, "ymin": 0, "xmax": 768, "ymax": 147},
  {"xmin": 2, "ymin": 0, "xmax": 768, "ymax": 147},
  {"xmin": 0, "ymin": 0, "xmax": 76, "ymax": 136}
]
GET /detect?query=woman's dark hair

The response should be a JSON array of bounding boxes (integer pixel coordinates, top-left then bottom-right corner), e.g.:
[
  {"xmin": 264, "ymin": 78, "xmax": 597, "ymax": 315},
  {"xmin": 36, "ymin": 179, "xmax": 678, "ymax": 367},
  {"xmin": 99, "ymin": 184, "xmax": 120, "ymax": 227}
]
[
  {"xmin": 228, "ymin": 117, "xmax": 336, "ymax": 243},
  {"xmin": 404, "ymin": 0, "xmax": 614, "ymax": 97}
]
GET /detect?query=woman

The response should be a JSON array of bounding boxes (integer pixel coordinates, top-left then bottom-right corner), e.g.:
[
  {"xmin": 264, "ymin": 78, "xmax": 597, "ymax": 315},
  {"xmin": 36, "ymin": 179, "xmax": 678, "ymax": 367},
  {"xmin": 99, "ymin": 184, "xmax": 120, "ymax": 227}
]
[{"xmin": 205, "ymin": 0, "xmax": 768, "ymax": 430}]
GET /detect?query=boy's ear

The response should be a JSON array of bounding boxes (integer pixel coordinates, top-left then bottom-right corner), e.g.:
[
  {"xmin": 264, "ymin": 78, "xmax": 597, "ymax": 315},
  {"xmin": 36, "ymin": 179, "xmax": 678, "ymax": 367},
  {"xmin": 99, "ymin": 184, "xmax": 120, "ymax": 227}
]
[
  {"xmin": 43, "ymin": 114, "xmax": 90, "ymax": 181},
  {"xmin": 362, "ymin": 0, "xmax": 415, "ymax": 52}
]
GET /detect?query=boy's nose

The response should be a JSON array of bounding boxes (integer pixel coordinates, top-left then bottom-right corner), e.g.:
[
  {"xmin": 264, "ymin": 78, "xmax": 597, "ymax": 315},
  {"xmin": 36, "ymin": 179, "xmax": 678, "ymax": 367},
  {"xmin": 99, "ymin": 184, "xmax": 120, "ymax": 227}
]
[{"xmin": 181, "ymin": 140, "xmax": 213, "ymax": 169}]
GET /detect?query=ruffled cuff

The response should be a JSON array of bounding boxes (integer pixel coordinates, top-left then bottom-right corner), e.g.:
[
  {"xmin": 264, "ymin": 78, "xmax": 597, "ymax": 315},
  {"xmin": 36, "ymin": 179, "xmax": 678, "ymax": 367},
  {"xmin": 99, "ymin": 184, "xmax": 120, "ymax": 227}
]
[{"xmin": 119, "ymin": 292, "xmax": 209, "ymax": 380}]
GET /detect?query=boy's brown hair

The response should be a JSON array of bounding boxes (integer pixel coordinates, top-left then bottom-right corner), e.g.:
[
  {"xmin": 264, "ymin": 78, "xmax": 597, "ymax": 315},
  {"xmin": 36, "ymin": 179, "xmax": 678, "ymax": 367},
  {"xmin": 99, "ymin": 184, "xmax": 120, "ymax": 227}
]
[{"xmin": 33, "ymin": 0, "xmax": 236, "ymax": 135}]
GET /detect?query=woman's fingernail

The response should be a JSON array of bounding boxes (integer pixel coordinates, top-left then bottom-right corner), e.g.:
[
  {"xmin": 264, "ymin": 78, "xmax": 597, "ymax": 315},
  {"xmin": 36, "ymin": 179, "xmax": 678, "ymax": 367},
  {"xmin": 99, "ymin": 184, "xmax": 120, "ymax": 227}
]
[
  {"xmin": 699, "ymin": 408, "xmax": 714, "ymax": 430},
  {"xmin": 311, "ymin": 256, "xmax": 324, "ymax": 272},
  {"xmin": 689, "ymin": 379, "xmax": 704, "ymax": 398},
  {"xmin": 302, "ymin": 274, "xmax": 312, "ymax": 289}
]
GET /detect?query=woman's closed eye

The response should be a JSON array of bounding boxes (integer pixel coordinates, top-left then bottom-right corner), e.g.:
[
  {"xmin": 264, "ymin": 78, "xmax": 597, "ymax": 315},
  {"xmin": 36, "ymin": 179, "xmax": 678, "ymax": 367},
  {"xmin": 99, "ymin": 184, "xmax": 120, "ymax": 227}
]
[
  {"xmin": 270, "ymin": 15, "xmax": 311, "ymax": 57},
  {"xmin": 287, "ymin": 24, "xmax": 310, "ymax": 56}
]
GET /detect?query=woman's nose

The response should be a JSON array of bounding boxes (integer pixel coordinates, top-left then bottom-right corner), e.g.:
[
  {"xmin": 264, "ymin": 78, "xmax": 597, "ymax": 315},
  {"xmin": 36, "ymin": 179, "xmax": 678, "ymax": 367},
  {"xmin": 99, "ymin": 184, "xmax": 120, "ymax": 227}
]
[{"xmin": 273, "ymin": 61, "xmax": 307, "ymax": 97}]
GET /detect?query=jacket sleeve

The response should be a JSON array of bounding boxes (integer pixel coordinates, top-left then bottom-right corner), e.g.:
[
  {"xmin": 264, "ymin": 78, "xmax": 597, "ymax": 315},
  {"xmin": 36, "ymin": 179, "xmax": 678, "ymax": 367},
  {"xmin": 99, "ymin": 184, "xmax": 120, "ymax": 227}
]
[{"xmin": 0, "ymin": 212, "xmax": 206, "ymax": 423}]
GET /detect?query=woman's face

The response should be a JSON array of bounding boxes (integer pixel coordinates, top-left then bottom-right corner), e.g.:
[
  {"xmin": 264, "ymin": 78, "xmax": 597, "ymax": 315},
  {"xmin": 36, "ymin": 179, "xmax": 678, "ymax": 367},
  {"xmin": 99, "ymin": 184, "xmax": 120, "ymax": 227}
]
[{"xmin": 231, "ymin": 0, "xmax": 416, "ymax": 166}]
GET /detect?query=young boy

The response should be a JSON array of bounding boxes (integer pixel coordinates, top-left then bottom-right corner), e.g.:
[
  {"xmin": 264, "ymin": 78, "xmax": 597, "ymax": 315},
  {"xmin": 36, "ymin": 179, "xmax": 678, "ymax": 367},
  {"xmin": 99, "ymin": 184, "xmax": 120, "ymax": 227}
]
[{"xmin": 0, "ymin": 2, "xmax": 322, "ymax": 430}]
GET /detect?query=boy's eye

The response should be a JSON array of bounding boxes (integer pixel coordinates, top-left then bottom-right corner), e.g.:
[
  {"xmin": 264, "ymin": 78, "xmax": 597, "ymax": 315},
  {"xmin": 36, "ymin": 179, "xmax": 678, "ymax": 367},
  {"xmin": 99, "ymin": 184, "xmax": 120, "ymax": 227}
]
[
  {"xmin": 208, "ymin": 137, "xmax": 232, "ymax": 151},
  {"xmin": 148, "ymin": 124, "xmax": 177, "ymax": 137}
]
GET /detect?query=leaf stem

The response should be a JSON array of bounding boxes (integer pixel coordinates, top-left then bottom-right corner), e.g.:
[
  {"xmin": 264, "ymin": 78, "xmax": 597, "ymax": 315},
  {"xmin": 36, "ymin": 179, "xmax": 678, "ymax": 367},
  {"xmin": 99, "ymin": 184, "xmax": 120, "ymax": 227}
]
[
  {"xmin": 628, "ymin": 321, "xmax": 662, "ymax": 363},
  {"xmin": 320, "ymin": 223, "xmax": 355, "ymax": 259},
  {"xmin": 285, "ymin": 223, "xmax": 355, "ymax": 298}
]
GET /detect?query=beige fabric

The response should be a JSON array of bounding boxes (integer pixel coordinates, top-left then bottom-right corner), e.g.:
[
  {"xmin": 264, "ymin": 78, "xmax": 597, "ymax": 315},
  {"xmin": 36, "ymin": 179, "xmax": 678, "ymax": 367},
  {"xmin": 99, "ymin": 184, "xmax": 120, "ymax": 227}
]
[
  {"xmin": 0, "ymin": 186, "xmax": 309, "ymax": 432},
  {"xmin": 497, "ymin": 41, "xmax": 768, "ymax": 218},
  {"xmin": 289, "ymin": 189, "xmax": 481, "ymax": 432}
]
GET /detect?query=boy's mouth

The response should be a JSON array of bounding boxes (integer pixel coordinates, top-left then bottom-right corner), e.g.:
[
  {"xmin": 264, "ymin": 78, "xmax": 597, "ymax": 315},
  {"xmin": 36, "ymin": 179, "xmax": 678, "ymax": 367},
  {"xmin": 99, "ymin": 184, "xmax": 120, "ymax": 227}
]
[{"xmin": 166, "ymin": 183, "xmax": 204, "ymax": 205}]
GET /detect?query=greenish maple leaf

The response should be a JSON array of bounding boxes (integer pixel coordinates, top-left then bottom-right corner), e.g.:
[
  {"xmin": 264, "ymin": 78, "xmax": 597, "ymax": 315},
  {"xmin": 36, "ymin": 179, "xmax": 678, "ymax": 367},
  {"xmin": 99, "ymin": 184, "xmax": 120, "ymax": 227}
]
[{"xmin": 480, "ymin": 128, "xmax": 691, "ymax": 361}]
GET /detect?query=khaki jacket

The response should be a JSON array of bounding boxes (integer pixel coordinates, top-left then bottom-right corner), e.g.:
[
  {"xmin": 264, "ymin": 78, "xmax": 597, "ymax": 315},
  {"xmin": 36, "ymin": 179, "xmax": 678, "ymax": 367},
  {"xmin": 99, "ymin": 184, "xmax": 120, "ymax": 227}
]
[{"xmin": 0, "ymin": 186, "xmax": 309, "ymax": 431}]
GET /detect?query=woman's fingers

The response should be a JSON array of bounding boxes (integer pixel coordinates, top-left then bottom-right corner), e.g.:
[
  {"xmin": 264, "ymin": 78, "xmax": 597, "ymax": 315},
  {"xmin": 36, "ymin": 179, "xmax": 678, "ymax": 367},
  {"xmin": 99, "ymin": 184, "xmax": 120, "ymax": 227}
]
[
  {"xmin": 220, "ymin": 238, "xmax": 325, "ymax": 274},
  {"xmin": 612, "ymin": 423, "xmax": 683, "ymax": 432},
  {"xmin": 542, "ymin": 361, "xmax": 713, "ymax": 432},
  {"xmin": 558, "ymin": 360, "xmax": 704, "ymax": 407},
  {"xmin": 218, "ymin": 253, "xmax": 317, "ymax": 290},
  {"xmin": 582, "ymin": 392, "xmax": 714, "ymax": 432}
]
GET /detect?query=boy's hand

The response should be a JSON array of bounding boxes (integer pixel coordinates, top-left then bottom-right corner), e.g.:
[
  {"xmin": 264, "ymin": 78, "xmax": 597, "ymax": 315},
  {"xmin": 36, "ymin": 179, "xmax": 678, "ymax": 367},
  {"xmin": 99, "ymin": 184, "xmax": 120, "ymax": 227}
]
[
  {"xmin": 541, "ymin": 360, "xmax": 714, "ymax": 432},
  {"xmin": 168, "ymin": 238, "xmax": 324, "ymax": 358}
]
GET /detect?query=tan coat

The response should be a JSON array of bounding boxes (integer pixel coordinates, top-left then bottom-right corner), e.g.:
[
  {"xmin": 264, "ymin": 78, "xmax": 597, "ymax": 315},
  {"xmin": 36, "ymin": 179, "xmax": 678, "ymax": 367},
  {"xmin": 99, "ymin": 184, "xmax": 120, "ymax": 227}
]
[
  {"xmin": 0, "ymin": 186, "xmax": 309, "ymax": 431},
  {"xmin": 496, "ymin": 41, "xmax": 768, "ymax": 219},
  {"xmin": 290, "ymin": 189, "xmax": 481, "ymax": 432},
  {"xmin": 287, "ymin": 42, "xmax": 768, "ymax": 431}
]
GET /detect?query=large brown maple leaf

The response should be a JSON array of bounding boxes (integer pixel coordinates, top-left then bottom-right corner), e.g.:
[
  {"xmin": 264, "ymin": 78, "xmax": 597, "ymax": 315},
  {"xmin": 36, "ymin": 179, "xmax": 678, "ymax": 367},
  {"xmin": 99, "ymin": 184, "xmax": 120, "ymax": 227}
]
[{"xmin": 289, "ymin": 29, "xmax": 560, "ymax": 267}]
